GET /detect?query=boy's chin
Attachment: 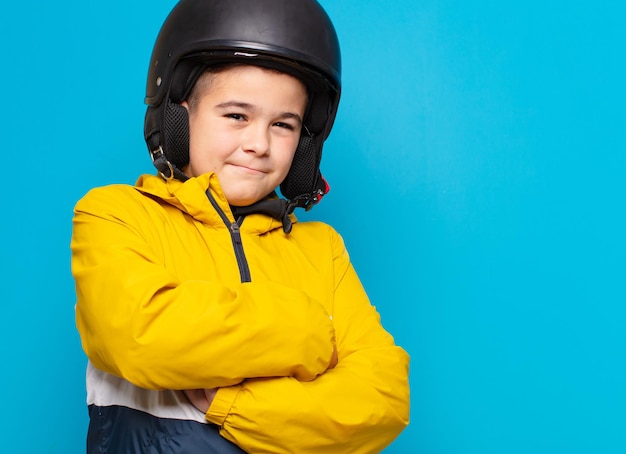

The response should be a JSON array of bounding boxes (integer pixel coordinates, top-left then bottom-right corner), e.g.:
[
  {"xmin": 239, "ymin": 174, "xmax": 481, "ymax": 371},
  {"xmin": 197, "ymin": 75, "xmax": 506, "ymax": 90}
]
[
  {"xmin": 224, "ymin": 192, "xmax": 268, "ymax": 207},
  {"xmin": 221, "ymin": 181, "xmax": 279, "ymax": 207}
]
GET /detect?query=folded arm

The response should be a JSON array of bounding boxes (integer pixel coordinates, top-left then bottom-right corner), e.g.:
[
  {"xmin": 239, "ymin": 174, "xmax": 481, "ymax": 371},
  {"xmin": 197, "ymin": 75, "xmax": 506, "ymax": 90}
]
[
  {"xmin": 204, "ymin": 232, "xmax": 410, "ymax": 453},
  {"xmin": 72, "ymin": 187, "xmax": 336, "ymax": 390}
]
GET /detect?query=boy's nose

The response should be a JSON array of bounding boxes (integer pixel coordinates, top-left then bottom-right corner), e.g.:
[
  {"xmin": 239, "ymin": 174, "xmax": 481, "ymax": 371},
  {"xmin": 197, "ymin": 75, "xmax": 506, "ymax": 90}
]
[{"xmin": 242, "ymin": 124, "xmax": 270, "ymax": 155}]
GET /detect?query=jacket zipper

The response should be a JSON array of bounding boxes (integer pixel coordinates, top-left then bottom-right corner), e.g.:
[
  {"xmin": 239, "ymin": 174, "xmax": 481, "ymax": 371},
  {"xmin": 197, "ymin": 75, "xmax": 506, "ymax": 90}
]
[{"xmin": 205, "ymin": 190, "xmax": 252, "ymax": 283}]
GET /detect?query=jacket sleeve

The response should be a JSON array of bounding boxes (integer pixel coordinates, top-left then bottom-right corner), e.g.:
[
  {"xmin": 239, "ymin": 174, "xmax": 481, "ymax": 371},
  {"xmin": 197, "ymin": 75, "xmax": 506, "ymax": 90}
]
[
  {"xmin": 72, "ymin": 187, "xmax": 336, "ymax": 390},
  {"xmin": 205, "ymin": 229, "xmax": 410, "ymax": 453}
]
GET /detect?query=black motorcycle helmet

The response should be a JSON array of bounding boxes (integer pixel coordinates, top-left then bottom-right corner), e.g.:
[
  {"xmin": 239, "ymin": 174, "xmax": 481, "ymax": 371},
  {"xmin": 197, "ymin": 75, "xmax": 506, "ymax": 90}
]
[{"xmin": 144, "ymin": 0, "xmax": 341, "ymax": 210}]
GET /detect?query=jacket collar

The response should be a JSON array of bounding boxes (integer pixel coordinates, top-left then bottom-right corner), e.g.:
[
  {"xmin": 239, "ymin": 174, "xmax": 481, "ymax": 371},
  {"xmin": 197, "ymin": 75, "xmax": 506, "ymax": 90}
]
[{"xmin": 134, "ymin": 173, "xmax": 296, "ymax": 235}]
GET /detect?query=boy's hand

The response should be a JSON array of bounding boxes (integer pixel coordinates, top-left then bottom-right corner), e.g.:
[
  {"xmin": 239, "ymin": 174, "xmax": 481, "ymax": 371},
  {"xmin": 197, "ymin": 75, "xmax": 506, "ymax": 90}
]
[{"xmin": 183, "ymin": 388, "xmax": 218, "ymax": 413}]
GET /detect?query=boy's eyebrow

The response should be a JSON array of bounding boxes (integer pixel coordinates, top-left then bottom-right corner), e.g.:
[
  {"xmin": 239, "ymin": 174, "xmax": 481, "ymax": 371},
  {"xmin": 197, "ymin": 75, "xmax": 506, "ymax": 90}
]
[
  {"xmin": 278, "ymin": 112, "xmax": 303, "ymax": 125},
  {"xmin": 215, "ymin": 101, "xmax": 303, "ymax": 124},
  {"xmin": 215, "ymin": 101, "xmax": 255, "ymax": 111}
]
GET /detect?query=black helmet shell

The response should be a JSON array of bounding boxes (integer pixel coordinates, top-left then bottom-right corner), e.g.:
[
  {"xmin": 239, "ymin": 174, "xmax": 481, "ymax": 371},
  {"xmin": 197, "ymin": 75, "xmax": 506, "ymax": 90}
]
[{"xmin": 146, "ymin": 0, "xmax": 340, "ymax": 109}]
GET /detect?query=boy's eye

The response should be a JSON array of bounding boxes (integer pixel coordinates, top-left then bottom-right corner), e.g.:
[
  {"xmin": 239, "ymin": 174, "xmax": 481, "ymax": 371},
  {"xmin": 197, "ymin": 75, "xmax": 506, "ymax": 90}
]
[
  {"xmin": 274, "ymin": 122, "xmax": 295, "ymax": 130},
  {"xmin": 226, "ymin": 113, "xmax": 246, "ymax": 121}
]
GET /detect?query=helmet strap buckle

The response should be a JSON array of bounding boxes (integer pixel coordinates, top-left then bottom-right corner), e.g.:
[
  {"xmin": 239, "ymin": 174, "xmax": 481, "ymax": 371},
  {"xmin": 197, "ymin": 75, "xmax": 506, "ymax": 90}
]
[{"xmin": 150, "ymin": 146, "xmax": 188, "ymax": 181}]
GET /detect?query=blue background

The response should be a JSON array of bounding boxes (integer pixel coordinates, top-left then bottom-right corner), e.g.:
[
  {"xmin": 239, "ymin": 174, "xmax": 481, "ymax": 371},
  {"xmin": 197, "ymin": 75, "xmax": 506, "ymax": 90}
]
[{"xmin": 2, "ymin": 1, "xmax": 625, "ymax": 452}]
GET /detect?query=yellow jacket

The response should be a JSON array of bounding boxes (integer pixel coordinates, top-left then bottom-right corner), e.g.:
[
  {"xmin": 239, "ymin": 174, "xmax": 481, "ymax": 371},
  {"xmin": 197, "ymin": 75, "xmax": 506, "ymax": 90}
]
[{"xmin": 72, "ymin": 173, "xmax": 410, "ymax": 453}]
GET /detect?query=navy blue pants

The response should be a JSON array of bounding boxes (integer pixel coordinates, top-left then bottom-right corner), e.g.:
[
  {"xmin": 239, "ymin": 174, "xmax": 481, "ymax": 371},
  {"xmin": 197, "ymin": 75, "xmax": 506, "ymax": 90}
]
[{"xmin": 87, "ymin": 405, "xmax": 246, "ymax": 453}]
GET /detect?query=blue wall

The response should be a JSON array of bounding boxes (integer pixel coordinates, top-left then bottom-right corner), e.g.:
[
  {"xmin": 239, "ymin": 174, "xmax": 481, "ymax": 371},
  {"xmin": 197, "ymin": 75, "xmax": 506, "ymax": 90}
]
[{"xmin": 2, "ymin": 1, "xmax": 624, "ymax": 452}]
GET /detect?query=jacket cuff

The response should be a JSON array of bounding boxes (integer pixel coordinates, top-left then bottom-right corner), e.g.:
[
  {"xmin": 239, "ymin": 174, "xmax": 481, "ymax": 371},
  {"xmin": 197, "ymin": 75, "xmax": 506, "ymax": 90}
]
[{"xmin": 205, "ymin": 385, "xmax": 242, "ymax": 426}]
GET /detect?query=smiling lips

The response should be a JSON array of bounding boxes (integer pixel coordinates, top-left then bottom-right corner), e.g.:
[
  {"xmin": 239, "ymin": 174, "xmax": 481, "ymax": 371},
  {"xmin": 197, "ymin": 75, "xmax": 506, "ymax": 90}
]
[{"xmin": 228, "ymin": 162, "xmax": 270, "ymax": 174}]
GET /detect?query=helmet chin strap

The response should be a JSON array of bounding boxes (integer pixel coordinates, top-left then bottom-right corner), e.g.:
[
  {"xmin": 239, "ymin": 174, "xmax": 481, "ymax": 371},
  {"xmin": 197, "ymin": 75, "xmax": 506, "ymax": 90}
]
[
  {"xmin": 230, "ymin": 176, "xmax": 329, "ymax": 235},
  {"xmin": 231, "ymin": 198, "xmax": 294, "ymax": 233},
  {"xmin": 150, "ymin": 146, "xmax": 189, "ymax": 182},
  {"xmin": 288, "ymin": 174, "xmax": 330, "ymax": 211}
]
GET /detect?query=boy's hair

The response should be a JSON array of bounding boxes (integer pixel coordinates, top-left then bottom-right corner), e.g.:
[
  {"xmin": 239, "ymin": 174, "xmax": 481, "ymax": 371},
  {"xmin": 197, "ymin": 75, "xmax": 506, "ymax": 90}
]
[
  {"xmin": 185, "ymin": 66, "xmax": 226, "ymax": 112},
  {"xmin": 143, "ymin": 0, "xmax": 341, "ymax": 211},
  {"xmin": 185, "ymin": 65, "xmax": 309, "ymax": 113}
]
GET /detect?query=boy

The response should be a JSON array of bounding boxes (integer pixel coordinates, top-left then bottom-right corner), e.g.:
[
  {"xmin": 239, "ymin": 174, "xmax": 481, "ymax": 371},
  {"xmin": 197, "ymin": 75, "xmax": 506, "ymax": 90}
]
[{"xmin": 71, "ymin": 0, "xmax": 410, "ymax": 452}]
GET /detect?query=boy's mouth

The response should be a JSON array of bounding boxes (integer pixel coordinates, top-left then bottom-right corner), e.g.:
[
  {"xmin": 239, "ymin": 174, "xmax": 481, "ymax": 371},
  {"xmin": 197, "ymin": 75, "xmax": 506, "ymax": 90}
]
[{"xmin": 228, "ymin": 163, "xmax": 269, "ymax": 175}]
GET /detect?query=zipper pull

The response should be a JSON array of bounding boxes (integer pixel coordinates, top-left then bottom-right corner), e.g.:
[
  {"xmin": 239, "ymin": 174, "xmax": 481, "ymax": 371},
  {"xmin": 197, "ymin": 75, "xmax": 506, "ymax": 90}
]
[{"xmin": 230, "ymin": 222, "xmax": 242, "ymax": 245}]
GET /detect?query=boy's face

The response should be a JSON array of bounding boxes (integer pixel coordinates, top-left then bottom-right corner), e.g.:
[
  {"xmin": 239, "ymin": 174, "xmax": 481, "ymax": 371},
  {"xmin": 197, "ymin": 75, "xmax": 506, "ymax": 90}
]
[{"xmin": 182, "ymin": 65, "xmax": 307, "ymax": 206}]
